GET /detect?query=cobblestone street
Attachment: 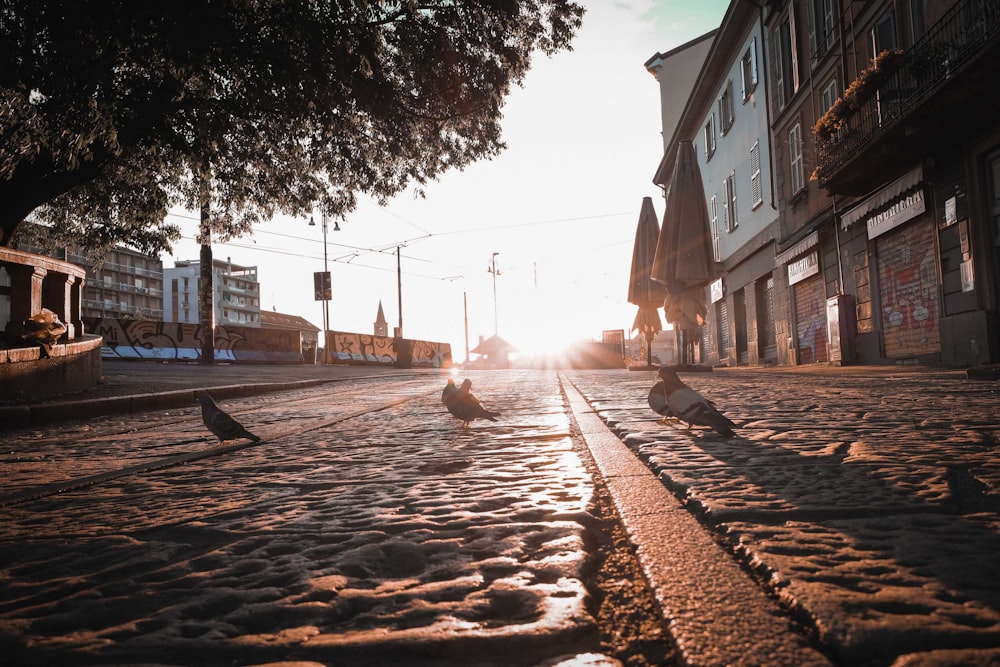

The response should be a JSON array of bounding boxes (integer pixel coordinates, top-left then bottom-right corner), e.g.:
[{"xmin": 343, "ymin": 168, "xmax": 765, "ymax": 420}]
[
  {"xmin": 1, "ymin": 365, "xmax": 999, "ymax": 666},
  {"xmin": 565, "ymin": 367, "xmax": 1000, "ymax": 665}
]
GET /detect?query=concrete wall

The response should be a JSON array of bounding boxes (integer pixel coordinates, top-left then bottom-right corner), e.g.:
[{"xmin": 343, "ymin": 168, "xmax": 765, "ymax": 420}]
[
  {"xmin": 84, "ymin": 318, "xmax": 452, "ymax": 368},
  {"xmin": 86, "ymin": 318, "xmax": 304, "ymax": 363},
  {"xmin": 327, "ymin": 331, "xmax": 452, "ymax": 368}
]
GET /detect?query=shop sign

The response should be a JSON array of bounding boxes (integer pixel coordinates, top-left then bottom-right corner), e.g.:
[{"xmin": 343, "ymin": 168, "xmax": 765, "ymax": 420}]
[
  {"xmin": 710, "ymin": 278, "xmax": 724, "ymax": 303},
  {"xmin": 866, "ymin": 189, "xmax": 926, "ymax": 239},
  {"xmin": 787, "ymin": 251, "xmax": 819, "ymax": 285}
]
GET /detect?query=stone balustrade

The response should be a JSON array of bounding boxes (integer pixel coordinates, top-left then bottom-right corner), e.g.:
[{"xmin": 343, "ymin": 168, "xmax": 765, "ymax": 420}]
[
  {"xmin": 1, "ymin": 247, "xmax": 101, "ymax": 402},
  {"xmin": 1, "ymin": 246, "xmax": 85, "ymax": 340}
]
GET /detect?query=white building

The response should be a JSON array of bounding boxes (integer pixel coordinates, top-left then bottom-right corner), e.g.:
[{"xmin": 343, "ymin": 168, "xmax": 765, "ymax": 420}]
[
  {"xmin": 649, "ymin": 0, "xmax": 780, "ymax": 366},
  {"xmin": 164, "ymin": 258, "xmax": 261, "ymax": 328}
]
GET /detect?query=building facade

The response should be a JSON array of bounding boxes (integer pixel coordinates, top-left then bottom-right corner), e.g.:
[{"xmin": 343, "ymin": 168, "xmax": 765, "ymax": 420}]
[
  {"xmin": 649, "ymin": 0, "xmax": 781, "ymax": 366},
  {"xmin": 71, "ymin": 247, "xmax": 164, "ymax": 321},
  {"xmin": 650, "ymin": 0, "xmax": 1000, "ymax": 368},
  {"xmin": 164, "ymin": 258, "xmax": 261, "ymax": 328},
  {"xmin": 771, "ymin": 0, "xmax": 1000, "ymax": 366}
]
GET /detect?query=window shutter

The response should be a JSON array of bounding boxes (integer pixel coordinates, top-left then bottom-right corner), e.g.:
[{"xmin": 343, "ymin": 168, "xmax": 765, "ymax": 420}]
[{"xmin": 750, "ymin": 141, "xmax": 762, "ymax": 207}]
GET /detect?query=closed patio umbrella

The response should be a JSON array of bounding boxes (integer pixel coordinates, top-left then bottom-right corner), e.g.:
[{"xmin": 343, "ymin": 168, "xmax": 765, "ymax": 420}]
[
  {"xmin": 651, "ymin": 140, "xmax": 716, "ymax": 366},
  {"xmin": 628, "ymin": 197, "xmax": 666, "ymax": 367}
]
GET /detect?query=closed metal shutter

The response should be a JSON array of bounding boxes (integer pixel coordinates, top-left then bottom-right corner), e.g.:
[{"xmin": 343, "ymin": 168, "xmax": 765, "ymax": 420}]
[
  {"xmin": 758, "ymin": 277, "xmax": 778, "ymax": 361},
  {"xmin": 793, "ymin": 274, "xmax": 828, "ymax": 363},
  {"xmin": 717, "ymin": 299, "xmax": 731, "ymax": 363},
  {"xmin": 875, "ymin": 217, "xmax": 940, "ymax": 358}
]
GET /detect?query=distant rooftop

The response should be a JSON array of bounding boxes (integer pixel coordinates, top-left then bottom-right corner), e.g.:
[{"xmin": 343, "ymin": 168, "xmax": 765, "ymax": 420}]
[{"xmin": 260, "ymin": 310, "xmax": 320, "ymax": 332}]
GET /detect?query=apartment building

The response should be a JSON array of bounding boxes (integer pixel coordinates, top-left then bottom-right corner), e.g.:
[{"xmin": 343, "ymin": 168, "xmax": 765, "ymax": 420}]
[
  {"xmin": 770, "ymin": 0, "xmax": 1000, "ymax": 366},
  {"xmin": 648, "ymin": 0, "xmax": 780, "ymax": 366},
  {"xmin": 653, "ymin": 0, "xmax": 999, "ymax": 367},
  {"xmin": 72, "ymin": 247, "xmax": 164, "ymax": 320},
  {"xmin": 164, "ymin": 258, "xmax": 261, "ymax": 328},
  {"xmin": 13, "ymin": 226, "xmax": 164, "ymax": 321}
]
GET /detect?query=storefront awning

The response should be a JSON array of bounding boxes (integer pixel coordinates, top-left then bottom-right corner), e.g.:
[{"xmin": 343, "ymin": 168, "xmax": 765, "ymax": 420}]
[
  {"xmin": 775, "ymin": 230, "xmax": 819, "ymax": 266},
  {"xmin": 840, "ymin": 165, "xmax": 923, "ymax": 230}
]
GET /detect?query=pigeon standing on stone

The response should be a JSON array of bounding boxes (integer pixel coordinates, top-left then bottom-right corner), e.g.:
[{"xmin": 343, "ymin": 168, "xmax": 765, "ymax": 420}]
[
  {"xmin": 647, "ymin": 380, "xmax": 677, "ymax": 423},
  {"xmin": 649, "ymin": 367, "xmax": 736, "ymax": 438},
  {"xmin": 442, "ymin": 378, "xmax": 501, "ymax": 428},
  {"xmin": 195, "ymin": 391, "xmax": 262, "ymax": 443}
]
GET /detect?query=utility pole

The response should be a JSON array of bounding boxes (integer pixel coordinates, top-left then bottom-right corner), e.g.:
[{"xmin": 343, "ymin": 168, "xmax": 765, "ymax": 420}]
[
  {"xmin": 488, "ymin": 252, "xmax": 500, "ymax": 336},
  {"xmin": 463, "ymin": 291, "xmax": 470, "ymax": 364},
  {"xmin": 309, "ymin": 213, "xmax": 332, "ymax": 363},
  {"xmin": 396, "ymin": 245, "xmax": 403, "ymax": 338}
]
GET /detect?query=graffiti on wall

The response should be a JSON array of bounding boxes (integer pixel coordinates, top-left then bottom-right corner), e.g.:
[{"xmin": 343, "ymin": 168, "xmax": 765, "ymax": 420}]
[
  {"xmin": 328, "ymin": 331, "xmax": 451, "ymax": 368},
  {"xmin": 85, "ymin": 318, "xmax": 303, "ymax": 362},
  {"xmin": 794, "ymin": 276, "xmax": 828, "ymax": 364},
  {"xmin": 877, "ymin": 218, "xmax": 940, "ymax": 358},
  {"xmin": 86, "ymin": 319, "xmax": 452, "ymax": 366}
]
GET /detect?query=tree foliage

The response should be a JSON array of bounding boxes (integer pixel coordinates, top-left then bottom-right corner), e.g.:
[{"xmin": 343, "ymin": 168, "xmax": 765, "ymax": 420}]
[{"xmin": 0, "ymin": 0, "xmax": 584, "ymax": 255}]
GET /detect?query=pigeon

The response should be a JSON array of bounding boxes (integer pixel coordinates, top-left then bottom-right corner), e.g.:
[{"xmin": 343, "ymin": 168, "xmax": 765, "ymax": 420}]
[
  {"xmin": 442, "ymin": 378, "xmax": 501, "ymax": 427},
  {"xmin": 647, "ymin": 381, "xmax": 678, "ymax": 423},
  {"xmin": 649, "ymin": 367, "xmax": 737, "ymax": 438},
  {"xmin": 194, "ymin": 391, "xmax": 262, "ymax": 444}
]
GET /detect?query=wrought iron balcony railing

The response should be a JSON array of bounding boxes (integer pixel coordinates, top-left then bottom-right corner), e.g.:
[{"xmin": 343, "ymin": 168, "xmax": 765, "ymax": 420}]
[{"xmin": 814, "ymin": 0, "xmax": 1000, "ymax": 186}]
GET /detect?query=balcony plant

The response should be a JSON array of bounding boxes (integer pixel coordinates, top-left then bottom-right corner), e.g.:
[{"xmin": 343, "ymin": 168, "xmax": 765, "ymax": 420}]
[{"xmin": 813, "ymin": 49, "xmax": 906, "ymax": 142}]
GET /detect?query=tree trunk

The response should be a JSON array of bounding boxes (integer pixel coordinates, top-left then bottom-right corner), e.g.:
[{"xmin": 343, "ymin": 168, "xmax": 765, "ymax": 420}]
[{"xmin": 198, "ymin": 198, "xmax": 215, "ymax": 364}]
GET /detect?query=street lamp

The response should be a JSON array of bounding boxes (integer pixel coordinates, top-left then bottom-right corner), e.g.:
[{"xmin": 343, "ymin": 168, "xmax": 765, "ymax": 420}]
[
  {"xmin": 309, "ymin": 213, "xmax": 338, "ymax": 363},
  {"xmin": 488, "ymin": 252, "xmax": 500, "ymax": 336}
]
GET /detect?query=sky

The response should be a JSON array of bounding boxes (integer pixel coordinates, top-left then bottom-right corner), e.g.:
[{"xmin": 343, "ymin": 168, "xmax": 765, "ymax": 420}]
[{"xmin": 163, "ymin": 0, "xmax": 730, "ymax": 362}]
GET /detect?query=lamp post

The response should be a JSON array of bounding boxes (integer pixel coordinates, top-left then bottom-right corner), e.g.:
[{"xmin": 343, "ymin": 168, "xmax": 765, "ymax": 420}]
[
  {"xmin": 488, "ymin": 252, "xmax": 500, "ymax": 336},
  {"xmin": 309, "ymin": 213, "xmax": 337, "ymax": 363}
]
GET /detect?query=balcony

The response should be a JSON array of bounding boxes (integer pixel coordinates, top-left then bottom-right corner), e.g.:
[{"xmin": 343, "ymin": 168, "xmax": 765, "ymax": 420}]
[{"xmin": 814, "ymin": 0, "xmax": 1000, "ymax": 195}]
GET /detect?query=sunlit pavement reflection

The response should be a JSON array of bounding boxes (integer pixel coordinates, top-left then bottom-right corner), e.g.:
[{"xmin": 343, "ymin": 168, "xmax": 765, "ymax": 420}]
[{"xmin": 1, "ymin": 365, "xmax": 999, "ymax": 666}]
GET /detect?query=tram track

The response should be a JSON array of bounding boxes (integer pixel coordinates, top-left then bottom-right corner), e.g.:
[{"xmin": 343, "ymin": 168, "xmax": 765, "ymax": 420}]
[
  {"xmin": 5, "ymin": 374, "xmax": 413, "ymax": 449},
  {"xmin": 0, "ymin": 386, "xmax": 435, "ymax": 509}
]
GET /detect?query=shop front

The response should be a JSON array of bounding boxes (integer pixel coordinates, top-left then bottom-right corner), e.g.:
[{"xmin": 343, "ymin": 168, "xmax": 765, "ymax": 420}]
[{"xmin": 840, "ymin": 166, "xmax": 942, "ymax": 364}]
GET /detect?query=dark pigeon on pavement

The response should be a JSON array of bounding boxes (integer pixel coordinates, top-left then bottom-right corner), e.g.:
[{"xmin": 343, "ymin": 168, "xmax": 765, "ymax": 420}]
[
  {"xmin": 442, "ymin": 378, "xmax": 501, "ymax": 428},
  {"xmin": 650, "ymin": 367, "xmax": 736, "ymax": 438},
  {"xmin": 647, "ymin": 380, "xmax": 678, "ymax": 423},
  {"xmin": 195, "ymin": 391, "xmax": 262, "ymax": 444}
]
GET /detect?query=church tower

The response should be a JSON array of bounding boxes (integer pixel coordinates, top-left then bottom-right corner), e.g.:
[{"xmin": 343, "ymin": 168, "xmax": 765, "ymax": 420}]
[{"xmin": 374, "ymin": 300, "xmax": 388, "ymax": 337}]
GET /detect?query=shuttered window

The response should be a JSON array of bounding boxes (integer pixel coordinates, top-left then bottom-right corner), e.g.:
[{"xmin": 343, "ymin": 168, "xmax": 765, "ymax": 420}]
[{"xmin": 750, "ymin": 141, "xmax": 762, "ymax": 208}]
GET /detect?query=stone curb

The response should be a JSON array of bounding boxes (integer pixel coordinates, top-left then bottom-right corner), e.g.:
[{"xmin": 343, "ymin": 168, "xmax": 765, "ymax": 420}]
[
  {"xmin": 561, "ymin": 373, "xmax": 833, "ymax": 667},
  {"xmin": 0, "ymin": 379, "xmax": 332, "ymax": 431}
]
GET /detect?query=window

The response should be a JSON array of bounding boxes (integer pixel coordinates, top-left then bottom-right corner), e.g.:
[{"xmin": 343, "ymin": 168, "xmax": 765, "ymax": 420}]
[
  {"xmin": 819, "ymin": 78, "xmax": 838, "ymax": 115},
  {"xmin": 724, "ymin": 172, "xmax": 738, "ymax": 232},
  {"xmin": 770, "ymin": 5, "xmax": 800, "ymax": 111},
  {"xmin": 807, "ymin": 0, "xmax": 838, "ymax": 61},
  {"xmin": 710, "ymin": 194, "xmax": 721, "ymax": 262},
  {"xmin": 704, "ymin": 114, "xmax": 717, "ymax": 159},
  {"xmin": 788, "ymin": 123, "xmax": 805, "ymax": 195},
  {"xmin": 719, "ymin": 81, "xmax": 734, "ymax": 135},
  {"xmin": 741, "ymin": 38, "xmax": 759, "ymax": 101},
  {"xmin": 872, "ymin": 10, "xmax": 897, "ymax": 56},
  {"xmin": 750, "ymin": 141, "xmax": 763, "ymax": 208}
]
